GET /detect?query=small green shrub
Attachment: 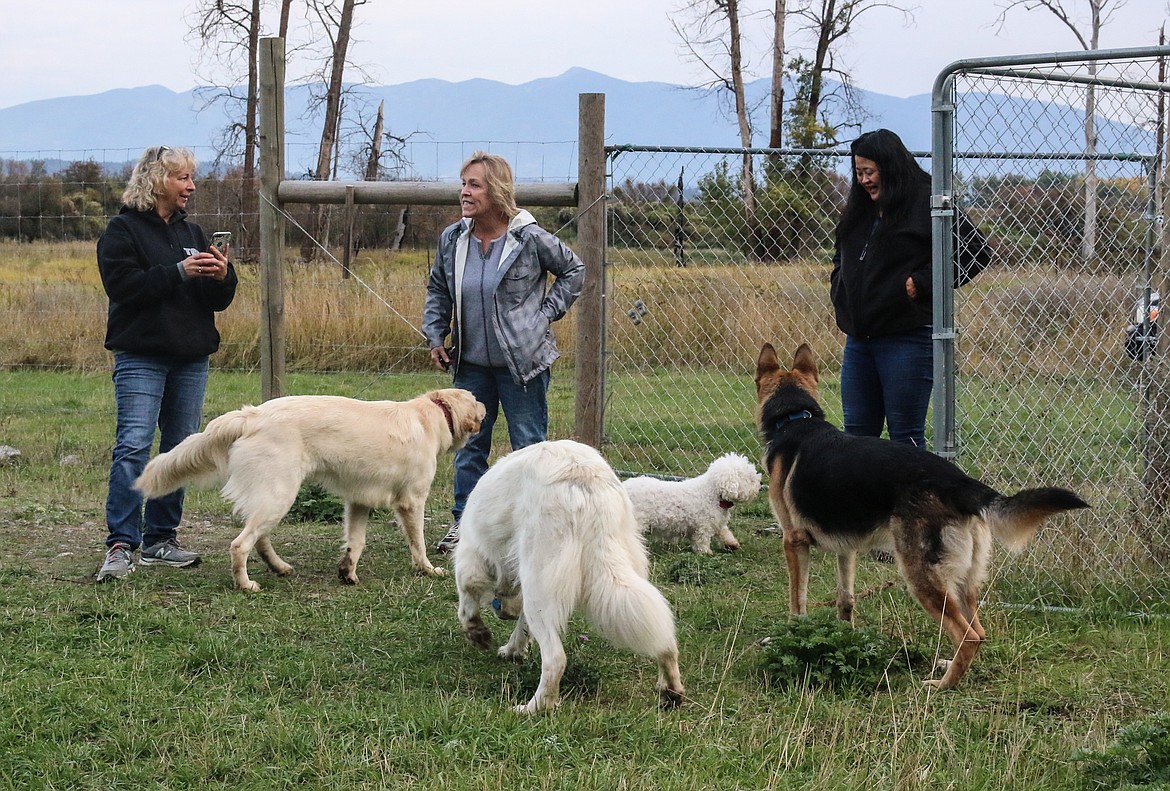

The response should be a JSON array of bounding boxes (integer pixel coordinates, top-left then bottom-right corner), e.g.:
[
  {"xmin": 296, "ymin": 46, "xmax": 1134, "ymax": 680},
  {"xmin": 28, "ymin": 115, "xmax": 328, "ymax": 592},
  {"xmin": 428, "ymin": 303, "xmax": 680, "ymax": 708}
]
[
  {"xmin": 286, "ymin": 483, "xmax": 344, "ymax": 523},
  {"xmin": 757, "ymin": 609, "xmax": 921, "ymax": 692},
  {"xmin": 1073, "ymin": 711, "xmax": 1170, "ymax": 790}
]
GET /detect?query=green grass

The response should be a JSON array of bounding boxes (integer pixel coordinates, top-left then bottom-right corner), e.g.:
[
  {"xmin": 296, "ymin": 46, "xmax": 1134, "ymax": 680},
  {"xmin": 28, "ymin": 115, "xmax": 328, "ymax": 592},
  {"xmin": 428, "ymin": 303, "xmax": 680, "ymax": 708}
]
[
  {"xmin": 1, "ymin": 522, "xmax": 1166, "ymax": 790},
  {"xmin": 1, "ymin": 369, "xmax": 1168, "ymax": 789}
]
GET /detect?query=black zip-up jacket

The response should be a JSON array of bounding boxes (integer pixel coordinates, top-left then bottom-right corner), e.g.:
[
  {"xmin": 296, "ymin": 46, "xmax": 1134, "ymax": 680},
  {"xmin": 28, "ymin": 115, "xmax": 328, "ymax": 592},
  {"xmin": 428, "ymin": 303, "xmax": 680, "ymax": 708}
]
[
  {"xmin": 830, "ymin": 188, "xmax": 989, "ymax": 339},
  {"xmin": 97, "ymin": 206, "xmax": 238, "ymax": 357}
]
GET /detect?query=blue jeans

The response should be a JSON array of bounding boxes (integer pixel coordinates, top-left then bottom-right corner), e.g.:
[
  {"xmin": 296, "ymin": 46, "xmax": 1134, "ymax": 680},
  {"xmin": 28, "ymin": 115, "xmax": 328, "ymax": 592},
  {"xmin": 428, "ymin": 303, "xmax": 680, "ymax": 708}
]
[
  {"xmin": 452, "ymin": 363, "xmax": 550, "ymax": 520},
  {"xmin": 840, "ymin": 327, "xmax": 933, "ymax": 448},
  {"xmin": 105, "ymin": 352, "xmax": 209, "ymax": 549}
]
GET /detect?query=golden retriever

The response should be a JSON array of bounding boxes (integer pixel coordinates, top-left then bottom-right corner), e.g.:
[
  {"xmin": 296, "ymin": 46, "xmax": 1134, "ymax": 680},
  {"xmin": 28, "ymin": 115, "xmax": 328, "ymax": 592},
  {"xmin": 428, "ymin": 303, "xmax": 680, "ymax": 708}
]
[
  {"xmin": 135, "ymin": 388, "xmax": 485, "ymax": 591},
  {"xmin": 454, "ymin": 439, "xmax": 685, "ymax": 714}
]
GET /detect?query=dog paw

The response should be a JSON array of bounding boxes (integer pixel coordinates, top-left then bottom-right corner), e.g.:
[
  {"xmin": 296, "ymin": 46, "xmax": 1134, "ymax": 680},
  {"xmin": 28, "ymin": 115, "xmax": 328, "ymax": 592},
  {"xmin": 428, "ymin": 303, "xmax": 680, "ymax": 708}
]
[
  {"xmin": 722, "ymin": 541, "xmax": 741, "ymax": 552},
  {"xmin": 416, "ymin": 564, "xmax": 445, "ymax": 577},
  {"xmin": 498, "ymin": 645, "xmax": 528, "ymax": 662},
  {"xmin": 465, "ymin": 623, "xmax": 493, "ymax": 650},
  {"xmin": 514, "ymin": 697, "xmax": 558, "ymax": 715},
  {"xmin": 338, "ymin": 572, "xmax": 359, "ymax": 586},
  {"xmin": 238, "ymin": 580, "xmax": 261, "ymax": 593},
  {"xmin": 659, "ymin": 686, "xmax": 686, "ymax": 709}
]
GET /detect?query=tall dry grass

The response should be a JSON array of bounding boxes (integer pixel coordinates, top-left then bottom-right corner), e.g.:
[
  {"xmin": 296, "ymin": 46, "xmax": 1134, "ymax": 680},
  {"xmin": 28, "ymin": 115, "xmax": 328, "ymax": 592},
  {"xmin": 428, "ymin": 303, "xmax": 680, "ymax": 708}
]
[
  {"xmin": 0, "ymin": 241, "xmax": 437, "ymax": 372},
  {"xmin": 0, "ymin": 239, "xmax": 1138, "ymax": 378}
]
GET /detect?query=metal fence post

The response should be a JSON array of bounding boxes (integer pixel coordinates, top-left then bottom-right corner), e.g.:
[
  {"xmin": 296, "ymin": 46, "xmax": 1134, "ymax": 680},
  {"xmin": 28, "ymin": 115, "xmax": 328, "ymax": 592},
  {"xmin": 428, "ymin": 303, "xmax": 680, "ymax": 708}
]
[{"xmin": 931, "ymin": 70, "xmax": 958, "ymax": 459}]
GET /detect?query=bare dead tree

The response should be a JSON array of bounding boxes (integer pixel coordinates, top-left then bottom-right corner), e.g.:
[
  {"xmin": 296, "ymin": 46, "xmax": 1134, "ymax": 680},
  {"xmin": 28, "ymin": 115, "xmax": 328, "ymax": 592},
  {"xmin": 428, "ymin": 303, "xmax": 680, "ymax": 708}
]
[
  {"xmin": 672, "ymin": 0, "xmax": 762, "ymax": 255},
  {"xmin": 189, "ymin": 0, "xmax": 267, "ymax": 261},
  {"xmin": 364, "ymin": 100, "xmax": 385, "ymax": 181},
  {"xmin": 350, "ymin": 102, "xmax": 419, "ymax": 254},
  {"xmin": 787, "ymin": 0, "xmax": 915, "ymax": 148},
  {"xmin": 769, "ymin": 0, "xmax": 788, "ymax": 149},
  {"xmin": 299, "ymin": 0, "xmax": 367, "ymax": 263},
  {"xmin": 995, "ymin": 0, "xmax": 1128, "ymax": 266},
  {"xmin": 278, "ymin": 0, "xmax": 293, "ymax": 36}
]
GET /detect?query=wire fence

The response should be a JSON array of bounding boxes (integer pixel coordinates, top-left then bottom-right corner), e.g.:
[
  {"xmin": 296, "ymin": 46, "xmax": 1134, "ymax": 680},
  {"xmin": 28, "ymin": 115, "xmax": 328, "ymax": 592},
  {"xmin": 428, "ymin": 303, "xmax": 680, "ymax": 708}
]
[
  {"xmin": 947, "ymin": 51, "xmax": 1168, "ymax": 613},
  {"xmin": 600, "ymin": 49, "xmax": 1170, "ymax": 613},
  {"xmin": 3, "ymin": 52, "xmax": 1169, "ymax": 612}
]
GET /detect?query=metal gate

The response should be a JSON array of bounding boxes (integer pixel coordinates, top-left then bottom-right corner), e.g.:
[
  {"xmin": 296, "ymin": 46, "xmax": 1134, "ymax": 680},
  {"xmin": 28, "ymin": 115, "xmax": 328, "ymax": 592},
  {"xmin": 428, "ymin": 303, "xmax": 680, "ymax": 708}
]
[
  {"xmin": 602, "ymin": 46, "xmax": 1170, "ymax": 613},
  {"xmin": 931, "ymin": 45, "xmax": 1170, "ymax": 611}
]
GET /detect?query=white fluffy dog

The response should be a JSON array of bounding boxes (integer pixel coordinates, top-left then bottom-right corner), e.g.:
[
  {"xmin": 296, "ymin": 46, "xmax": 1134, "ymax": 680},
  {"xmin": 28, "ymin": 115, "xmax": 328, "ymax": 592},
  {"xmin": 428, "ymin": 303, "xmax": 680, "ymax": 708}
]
[
  {"xmin": 454, "ymin": 439, "xmax": 686, "ymax": 715},
  {"xmin": 623, "ymin": 453, "xmax": 762, "ymax": 555}
]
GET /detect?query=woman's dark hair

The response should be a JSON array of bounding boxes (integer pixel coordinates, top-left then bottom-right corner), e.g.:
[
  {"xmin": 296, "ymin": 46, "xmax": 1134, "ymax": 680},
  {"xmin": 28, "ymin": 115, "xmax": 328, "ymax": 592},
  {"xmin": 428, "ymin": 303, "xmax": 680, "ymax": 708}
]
[{"xmin": 836, "ymin": 129, "xmax": 929, "ymax": 236}]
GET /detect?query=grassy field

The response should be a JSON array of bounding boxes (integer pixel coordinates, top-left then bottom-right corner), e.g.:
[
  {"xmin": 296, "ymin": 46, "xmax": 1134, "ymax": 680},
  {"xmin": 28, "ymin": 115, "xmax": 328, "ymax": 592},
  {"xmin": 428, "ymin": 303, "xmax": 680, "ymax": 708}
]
[
  {"xmin": 1, "ymin": 368, "xmax": 1168, "ymax": 790},
  {"xmin": 1, "ymin": 241, "xmax": 1168, "ymax": 788}
]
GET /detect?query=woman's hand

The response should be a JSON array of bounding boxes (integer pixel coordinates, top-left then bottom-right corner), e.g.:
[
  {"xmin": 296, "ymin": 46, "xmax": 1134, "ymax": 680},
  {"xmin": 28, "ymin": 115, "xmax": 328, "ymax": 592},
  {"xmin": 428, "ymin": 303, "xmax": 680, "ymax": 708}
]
[
  {"xmin": 183, "ymin": 249, "xmax": 228, "ymax": 281},
  {"xmin": 905, "ymin": 276, "xmax": 917, "ymax": 300}
]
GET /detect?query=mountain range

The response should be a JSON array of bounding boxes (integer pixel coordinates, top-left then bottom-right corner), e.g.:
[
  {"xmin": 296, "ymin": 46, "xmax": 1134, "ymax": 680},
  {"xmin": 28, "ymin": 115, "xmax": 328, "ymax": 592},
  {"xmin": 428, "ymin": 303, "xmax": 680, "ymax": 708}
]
[{"xmin": 0, "ymin": 67, "xmax": 1154, "ymax": 180}]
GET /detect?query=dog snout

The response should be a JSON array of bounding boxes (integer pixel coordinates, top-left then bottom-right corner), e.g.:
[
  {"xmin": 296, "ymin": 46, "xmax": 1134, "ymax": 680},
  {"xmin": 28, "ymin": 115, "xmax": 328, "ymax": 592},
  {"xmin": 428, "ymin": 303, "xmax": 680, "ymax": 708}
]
[{"xmin": 491, "ymin": 594, "xmax": 523, "ymax": 620}]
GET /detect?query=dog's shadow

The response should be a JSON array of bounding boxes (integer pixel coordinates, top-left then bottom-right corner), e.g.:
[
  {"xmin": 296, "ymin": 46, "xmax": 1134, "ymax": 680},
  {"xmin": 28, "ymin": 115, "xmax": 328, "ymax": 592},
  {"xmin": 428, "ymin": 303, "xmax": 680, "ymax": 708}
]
[{"xmin": 495, "ymin": 652, "xmax": 603, "ymax": 708}]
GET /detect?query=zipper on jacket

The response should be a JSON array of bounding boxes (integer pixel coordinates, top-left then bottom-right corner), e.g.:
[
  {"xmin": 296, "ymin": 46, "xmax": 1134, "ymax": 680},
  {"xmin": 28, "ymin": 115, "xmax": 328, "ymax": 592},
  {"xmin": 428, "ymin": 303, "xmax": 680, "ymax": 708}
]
[{"xmin": 859, "ymin": 217, "xmax": 880, "ymax": 261}]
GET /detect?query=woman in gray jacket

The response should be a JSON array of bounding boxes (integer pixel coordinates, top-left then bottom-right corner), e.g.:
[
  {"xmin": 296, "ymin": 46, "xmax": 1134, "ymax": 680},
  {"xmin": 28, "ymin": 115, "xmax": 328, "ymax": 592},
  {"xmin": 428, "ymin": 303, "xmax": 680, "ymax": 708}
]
[{"xmin": 423, "ymin": 151, "xmax": 585, "ymax": 552}]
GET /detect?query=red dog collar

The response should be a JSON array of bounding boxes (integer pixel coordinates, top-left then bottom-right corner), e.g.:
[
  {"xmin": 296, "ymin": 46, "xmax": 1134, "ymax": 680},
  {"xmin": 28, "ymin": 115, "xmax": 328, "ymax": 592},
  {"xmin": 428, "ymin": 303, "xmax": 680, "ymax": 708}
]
[{"xmin": 431, "ymin": 398, "xmax": 455, "ymax": 435}]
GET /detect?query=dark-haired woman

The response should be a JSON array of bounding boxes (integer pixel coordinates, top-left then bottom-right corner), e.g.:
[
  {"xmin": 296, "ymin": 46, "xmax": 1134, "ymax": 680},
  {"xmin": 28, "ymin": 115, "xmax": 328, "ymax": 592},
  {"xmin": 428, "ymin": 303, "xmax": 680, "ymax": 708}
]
[{"xmin": 830, "ymin": 129, "xmax": 988, "ymax": 448}]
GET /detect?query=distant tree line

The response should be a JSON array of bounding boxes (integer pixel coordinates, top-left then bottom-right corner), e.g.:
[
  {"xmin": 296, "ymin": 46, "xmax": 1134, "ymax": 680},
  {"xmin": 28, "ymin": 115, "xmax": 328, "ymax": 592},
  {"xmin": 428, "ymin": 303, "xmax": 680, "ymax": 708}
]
[
  {"xmin": 0, "ymin": 157, "xmax": 461, "ymax": 254},
  {"xmin": 609, "ymin": 162, "xmax": 1150, "ymax": 272}
]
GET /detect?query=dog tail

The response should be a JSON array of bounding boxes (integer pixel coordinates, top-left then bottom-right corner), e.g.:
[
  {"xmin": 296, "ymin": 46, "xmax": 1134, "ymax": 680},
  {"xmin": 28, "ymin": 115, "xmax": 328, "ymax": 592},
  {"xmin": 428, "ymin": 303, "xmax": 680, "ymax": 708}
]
[
  {"xmin": 987, "ymin": 487, "xmax": 1090, "ymax": 551},
  {"xmin": 581, "ymin": 492, "xmax": 680, "ymax": 660},
  {"xmin": 134, "ymin": 407, "xmax": 254, "ymax": 498},
  {"xmin": 585, "ymin": 571, "xmax": 680, "ymax": 659}
]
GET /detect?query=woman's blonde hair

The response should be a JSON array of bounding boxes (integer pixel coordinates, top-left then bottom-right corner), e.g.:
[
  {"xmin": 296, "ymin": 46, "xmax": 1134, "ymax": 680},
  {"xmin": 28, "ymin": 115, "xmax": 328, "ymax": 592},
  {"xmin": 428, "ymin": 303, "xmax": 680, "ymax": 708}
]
[
  {"xmin": 121, "ymin": 145, "xmax": 197, "ymax": 212},
  {"xmin": 460, "ymin": 151, "xmax": 518, "ymax": 220}
]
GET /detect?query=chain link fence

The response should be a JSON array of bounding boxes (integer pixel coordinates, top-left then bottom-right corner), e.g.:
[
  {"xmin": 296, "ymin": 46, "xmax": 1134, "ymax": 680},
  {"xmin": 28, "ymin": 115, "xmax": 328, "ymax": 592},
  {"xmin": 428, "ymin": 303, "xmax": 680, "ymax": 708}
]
[
  {"xmin": 945, "ymin": 50, "xmax": 1167, "ymax": 612},
  {"xmin": 602, "ymin": 49, "xmax": 1170, "ymax": 613},
  {"xmin": 4, "ymin": 55, "xmax": 1168, "ymax": 611}
]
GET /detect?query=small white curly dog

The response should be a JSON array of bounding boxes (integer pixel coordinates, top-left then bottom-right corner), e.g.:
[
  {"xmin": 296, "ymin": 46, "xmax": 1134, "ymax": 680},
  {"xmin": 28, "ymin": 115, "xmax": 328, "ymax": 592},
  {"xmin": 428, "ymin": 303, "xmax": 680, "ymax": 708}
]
[{"xmin": 623, "ymin": 453, "xmax": 762, "ymax": 555}]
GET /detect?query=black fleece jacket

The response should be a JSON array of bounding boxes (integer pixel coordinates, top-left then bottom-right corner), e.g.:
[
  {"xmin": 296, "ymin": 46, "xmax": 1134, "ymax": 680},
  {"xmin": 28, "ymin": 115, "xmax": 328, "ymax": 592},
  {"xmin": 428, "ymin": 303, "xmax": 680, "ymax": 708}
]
[
  {"xmin": 830, "ymin": 188, "xmax": 989, "ymax": 339},
  {"xmin": 97, "ymin": 206, "xmax": 238, "ymax": 357}
]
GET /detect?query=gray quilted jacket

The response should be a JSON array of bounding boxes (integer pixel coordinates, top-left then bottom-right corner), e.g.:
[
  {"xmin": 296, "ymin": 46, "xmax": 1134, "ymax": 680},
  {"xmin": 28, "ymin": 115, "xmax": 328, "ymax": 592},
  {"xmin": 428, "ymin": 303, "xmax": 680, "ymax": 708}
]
[{"xmin": 423, "ymin": 210, "xmax": 585, "ymax": 385}]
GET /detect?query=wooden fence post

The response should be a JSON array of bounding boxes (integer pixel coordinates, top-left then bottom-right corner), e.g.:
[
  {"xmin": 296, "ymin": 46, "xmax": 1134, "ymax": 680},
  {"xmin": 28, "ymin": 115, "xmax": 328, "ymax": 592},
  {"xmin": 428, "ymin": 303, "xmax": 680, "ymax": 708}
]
[
  {"xmin": 258, "ymin": 36, "xmax": 287, "ymax": 401},
  {"xmin": 575, "ymin": 93, "xmax": 606, "ymax": 447}
]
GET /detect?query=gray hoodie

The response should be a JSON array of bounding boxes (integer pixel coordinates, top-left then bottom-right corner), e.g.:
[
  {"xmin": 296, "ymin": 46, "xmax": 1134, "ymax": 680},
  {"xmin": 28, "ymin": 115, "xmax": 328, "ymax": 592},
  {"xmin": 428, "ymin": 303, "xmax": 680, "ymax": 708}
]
[{"xmin": 423, "ymin": 209, "xmax": 585, "ymax": 385}]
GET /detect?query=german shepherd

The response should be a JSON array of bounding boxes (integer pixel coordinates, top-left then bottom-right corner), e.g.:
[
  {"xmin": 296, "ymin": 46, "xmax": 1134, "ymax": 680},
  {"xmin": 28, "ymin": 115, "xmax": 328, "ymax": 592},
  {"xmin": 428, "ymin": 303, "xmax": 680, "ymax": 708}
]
[{"xmin": 754, "ymin": 342, "xmax": 1089, "ymax": 689}]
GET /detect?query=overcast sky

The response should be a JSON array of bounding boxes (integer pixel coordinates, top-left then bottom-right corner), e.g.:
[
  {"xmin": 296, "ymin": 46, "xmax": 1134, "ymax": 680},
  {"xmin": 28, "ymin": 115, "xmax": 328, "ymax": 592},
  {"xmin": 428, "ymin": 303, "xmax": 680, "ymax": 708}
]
[{"xmin": 0, "ymin": 0, "xmax": 1163, "ymax": 110}]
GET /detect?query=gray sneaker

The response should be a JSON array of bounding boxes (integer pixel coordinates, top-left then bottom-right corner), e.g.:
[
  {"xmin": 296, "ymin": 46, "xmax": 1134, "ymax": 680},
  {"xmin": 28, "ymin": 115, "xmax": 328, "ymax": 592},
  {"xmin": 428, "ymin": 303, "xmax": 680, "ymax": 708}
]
[
  {"xmin": 140, "ymin": 538, "xmax": 202, "ymax": 568},
  {"xmin": 434, "ymin": 522, "xmax": 460, "ymax": 554},
  {"xmin": 97, "ymin": 542, "xmax": 135, "ymax": 583}
]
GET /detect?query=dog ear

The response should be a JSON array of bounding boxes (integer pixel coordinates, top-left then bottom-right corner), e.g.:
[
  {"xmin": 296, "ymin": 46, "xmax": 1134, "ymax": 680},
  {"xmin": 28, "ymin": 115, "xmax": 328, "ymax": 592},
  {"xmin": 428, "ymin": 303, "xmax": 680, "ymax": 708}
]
[
  {"xmin": 792, "ymin": 343, "xmax": 819, "ymax": 382},
  {"xmin": 460, "ymin": 401, "xmax": 486, "ymax": 438},
  {"xmin": 756, "ymin": 343, "xmax": 779, "ymax": 376}
]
